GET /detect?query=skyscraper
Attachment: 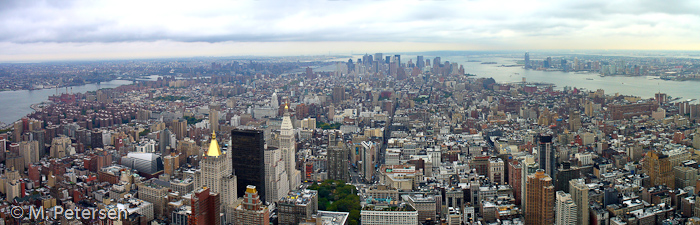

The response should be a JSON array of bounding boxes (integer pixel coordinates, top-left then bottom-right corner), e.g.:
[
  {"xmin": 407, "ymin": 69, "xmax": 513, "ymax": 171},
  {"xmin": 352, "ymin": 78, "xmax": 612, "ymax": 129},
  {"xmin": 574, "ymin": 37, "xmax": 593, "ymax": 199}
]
[
  {"xmin": 569, "ymin": 179, "xmax": 589, "ymax": 225},
  {"xmin": 332, "ymin": 86, "xmax": 345, "ymax": 104},
  {"xmin": 200, "ymin": 131, "xmax": 237, "ymax": 221},
  {"xmin": 172, "ymin": 119, "xmax": 188, "ymax": 140},
  {"xmin": 280, "ymin": 105, "xmax": 301, "ymax": 190},
  {"xmin": 361, "ymin": 141, "xmax": 377, "ymax": 182},
  {"xmin": 538, "ymin": 134, "xmax": 555, "ymax": 178},
  {"xmin": 233, "ymin": 185, "xmax": 270, "ymax": 225},
  {"xmin": 159, "ymin": 128, "xmax": 174, "ymax": 154},
  {"xmin": 190, "ymin": 187, "xmax": 221, "ymax": 225},
  {"xmin": 327, "ymin": 133, "xmax": 349, "ymax": 182},
  {"xmin": 374, "ymin": 53, "xmax": 383, "ymax": 65},
  {"xmin": 524, "ymin": 52, "xmax": 531, "ymax": 69},
  {"xmin": 555, "ymin": 191, "xmax": 577, "ymax": 225},
  {"xmin": 265, "ymin": 146, "xmax": 289, "ymax": 203},
  {"xmin": 231, "ymin": 129, "xmax": 266, "ymax": 202},
  {"xmin": 525, "ymin": 169, "xmax": 555, "ymax": 225},
  {"xmin": 417, "ymin": 56, "xmax": 424, "ymax": 68}
]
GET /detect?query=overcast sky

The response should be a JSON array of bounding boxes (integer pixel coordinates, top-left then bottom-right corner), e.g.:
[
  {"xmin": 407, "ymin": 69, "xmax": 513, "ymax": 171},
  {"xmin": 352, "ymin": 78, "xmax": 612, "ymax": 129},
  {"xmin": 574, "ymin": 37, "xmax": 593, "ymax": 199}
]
[{"xmin": 1, "ymin": 0, "xmax": 699, "ymax": 61}]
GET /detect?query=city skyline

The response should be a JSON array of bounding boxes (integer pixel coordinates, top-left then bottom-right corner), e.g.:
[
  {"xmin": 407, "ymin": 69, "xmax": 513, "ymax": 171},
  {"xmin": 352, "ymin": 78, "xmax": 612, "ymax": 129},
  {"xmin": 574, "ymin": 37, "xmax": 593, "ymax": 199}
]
[{"xmin": 2, "ymin": 0, "xmax": 700, "ymax": 61}]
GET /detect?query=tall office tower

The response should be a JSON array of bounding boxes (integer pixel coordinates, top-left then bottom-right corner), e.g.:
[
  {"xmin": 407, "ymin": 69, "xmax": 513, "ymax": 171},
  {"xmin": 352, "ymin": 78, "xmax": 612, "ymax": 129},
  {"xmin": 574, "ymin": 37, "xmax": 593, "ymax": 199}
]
[
  {"xmin": 200, "ymin": 131, "xmax": 237, "ymax": 220},
  {"xmin": 159, "ymin": 128, "xmax": 174, "ymax": 154},
  {"xmin": 569, "ymin": 111, "xmax": 582, "ymax": 131},
  {"xmin": 538, "ymin": 134, "xmax": 555, "ymax": 178},
  {"xmin": 417, "ymin": 56, "xmax": 424, "ymax": 68},
  {"xmin": 546, "ymin": 57, "xmax": 553, "ymax": 68},
  {"xmin": 643, "ymin": 150, "xmax": 674, "ymax": 189},
  {"xmin": 332, "ymin": 86, "xmax": 345, "ymax": 104},
  {"xmin": 361, "ymin": 141, "xmax": 377, "ymax": 182},
  {"xmin": 385, "ymin": 56, "xmax": 391, "ymax": 64},
  {"xmin": 569, "ymin": 179, "xmax": 589, "ymax": 225},
  {"xmin": 555, "ymin": 191, "xmax": 577, "ymax": 225},
  {"xmin": 271, "ymin": 92, "xmax": 280, "ymax": 109},
  {"xmin": 372, "ymin": 61, "xmax": 379, "ymax": 73},
  {"xmin": 281, "ymin": 105, "xmax": 301, "ymax": 190},
  {"xmin": 172, "ymin": 119, "xmax": 188, "ymax": 140},
  {"xmin": 525, "ymin": 52, "xmax": 530, "ymax": 69},
  {"xmin": 525, "ymin": 169, "xmax": 555, "ymax": 225},
  {"xmin": 327, "ymin": 134, "xmax": 349, "ymax": 182},
  {"xmin": 374, "ymin": 53, "xmax": 383, "ymax": 64},
  {"xmin": 190, "ymin": 187, "xmax": 221, "ymax": 225},
  {"xmin": 233, "ymin": 185, "xmax": 270, "ymax": 225},
  {"xmin": 231, "ymin": 129, "xmax": 266, "ymax": 202},
  {"xmin": 561, "ymin": 58, "xmax": 567, "ymax": 70},
  {"xmin": 265, "ymin": 146, "xmax": 289, "ymax": 203},
  {"xmin": 432, "ymin": 57, "xmax": 441, "ymax": 74},
  {"xmin": 346, "ymin": 59, "xmax": 355, "ymax": 72},
  {"xmin": 394, "ymin": 54, "xmax": 401, "ymax": 66}
]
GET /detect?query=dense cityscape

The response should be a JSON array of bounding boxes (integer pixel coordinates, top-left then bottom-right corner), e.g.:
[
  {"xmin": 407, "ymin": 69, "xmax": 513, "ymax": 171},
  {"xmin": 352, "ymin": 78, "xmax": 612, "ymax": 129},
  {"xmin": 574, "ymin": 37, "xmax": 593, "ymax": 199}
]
[{"xmin": 0, "ymin": 51, "xmax": 698, "ymax": 225}]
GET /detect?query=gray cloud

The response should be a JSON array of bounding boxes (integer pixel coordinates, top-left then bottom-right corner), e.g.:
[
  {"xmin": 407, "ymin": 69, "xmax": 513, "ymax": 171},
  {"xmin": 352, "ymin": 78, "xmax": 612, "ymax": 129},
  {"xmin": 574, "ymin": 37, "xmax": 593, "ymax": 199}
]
[{"xmin": 0, "ymin": 0, "xmax": 697, "ymax": 50}]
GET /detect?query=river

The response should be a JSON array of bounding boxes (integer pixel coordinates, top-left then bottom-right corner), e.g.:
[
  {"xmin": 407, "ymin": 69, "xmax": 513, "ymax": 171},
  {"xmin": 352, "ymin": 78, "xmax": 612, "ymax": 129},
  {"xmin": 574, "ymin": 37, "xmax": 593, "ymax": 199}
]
[{"xmin": 0, "ymin": 80, "xmax": 133, "ymax": 125}]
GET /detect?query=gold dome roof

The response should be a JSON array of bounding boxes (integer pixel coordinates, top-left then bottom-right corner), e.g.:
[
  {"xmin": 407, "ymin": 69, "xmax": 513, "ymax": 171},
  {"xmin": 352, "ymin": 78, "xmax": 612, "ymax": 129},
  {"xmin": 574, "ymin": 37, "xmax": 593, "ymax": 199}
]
[{"xmin": 206, "ymin": 131, "xmax": 221, "ymax": 157}]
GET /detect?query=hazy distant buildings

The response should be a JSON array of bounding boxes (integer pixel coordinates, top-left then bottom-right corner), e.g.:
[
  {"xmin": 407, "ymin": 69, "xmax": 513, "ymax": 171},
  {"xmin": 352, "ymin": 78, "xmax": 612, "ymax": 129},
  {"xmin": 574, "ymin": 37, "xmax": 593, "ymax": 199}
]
[{"xmin": 525, "ymin": 52, "xmax": 530, "ymax": 69}]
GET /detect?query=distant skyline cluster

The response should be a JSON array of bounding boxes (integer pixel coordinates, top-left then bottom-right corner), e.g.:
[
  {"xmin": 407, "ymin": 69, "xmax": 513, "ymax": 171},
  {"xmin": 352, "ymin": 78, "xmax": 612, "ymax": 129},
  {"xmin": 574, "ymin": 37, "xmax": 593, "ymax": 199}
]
[{"xmin": 1, "ymin": 0, "xmax": 699, "ymax": 61}]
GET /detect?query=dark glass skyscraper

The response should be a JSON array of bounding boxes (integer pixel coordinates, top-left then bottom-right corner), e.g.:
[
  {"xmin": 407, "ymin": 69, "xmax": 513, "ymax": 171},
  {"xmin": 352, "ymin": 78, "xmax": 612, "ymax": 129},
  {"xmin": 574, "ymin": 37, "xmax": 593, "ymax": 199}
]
[
  {"xmin": 538, "ymin": 134, "xmax": 555, "ymax": 178},
  {"xmin": 231, "ymin": 129, "xmax": 266, "ymax": 203}
]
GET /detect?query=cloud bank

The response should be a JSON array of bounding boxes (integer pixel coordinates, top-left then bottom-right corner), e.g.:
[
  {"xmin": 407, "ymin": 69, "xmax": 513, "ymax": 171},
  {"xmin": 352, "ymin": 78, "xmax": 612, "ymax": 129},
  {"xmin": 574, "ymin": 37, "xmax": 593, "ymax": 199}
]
[{"xmin": 1, "ymin": 0, "xmax": 699, "ymax": 61}]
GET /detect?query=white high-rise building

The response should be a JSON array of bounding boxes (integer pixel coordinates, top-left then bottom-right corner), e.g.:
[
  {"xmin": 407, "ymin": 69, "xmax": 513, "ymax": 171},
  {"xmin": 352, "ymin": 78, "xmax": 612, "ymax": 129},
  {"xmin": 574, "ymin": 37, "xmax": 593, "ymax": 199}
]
[
  {"xmin": 200, "ymin": 131, "xmax": 237, "ymax": 222},
  {"xmin": 265, "ymin": 146, "xmax": 289, "ymax": 203},
  {"xmin": 569, "ymin": 179, "xmax": 589, "ymax": 225},
  {"xmin": 280, "ymin": 105, "xmax": 301, "ymax": 190},
  {"xmin": 555, "ymin": 191, "xmax": 577, "ymax": 225},
  {"xmin": 271, "ymin": 92, "xmax": 280, "ymax": 109}
]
